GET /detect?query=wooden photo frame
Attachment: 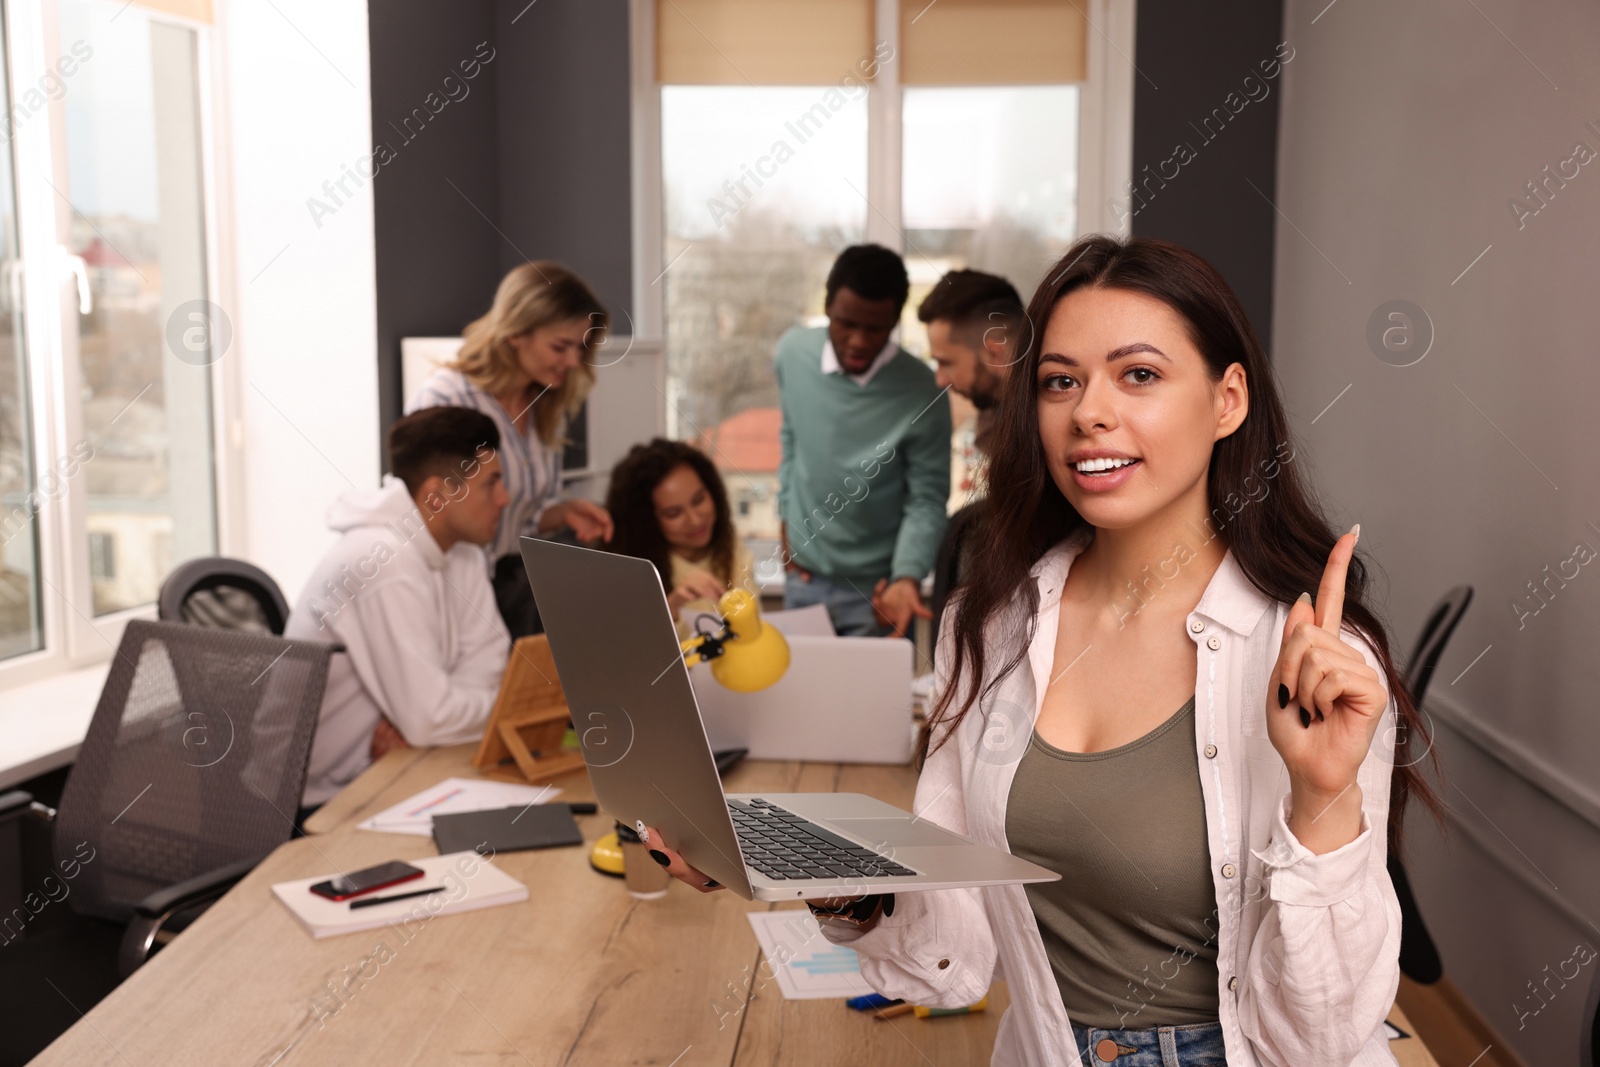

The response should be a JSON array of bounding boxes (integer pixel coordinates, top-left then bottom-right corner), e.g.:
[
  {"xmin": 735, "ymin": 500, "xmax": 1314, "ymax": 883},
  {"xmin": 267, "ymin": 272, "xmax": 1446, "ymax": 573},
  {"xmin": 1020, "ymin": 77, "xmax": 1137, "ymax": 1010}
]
[{"xmin": 471, "ymin": 635, "xmax": 588, "ymax": 784}]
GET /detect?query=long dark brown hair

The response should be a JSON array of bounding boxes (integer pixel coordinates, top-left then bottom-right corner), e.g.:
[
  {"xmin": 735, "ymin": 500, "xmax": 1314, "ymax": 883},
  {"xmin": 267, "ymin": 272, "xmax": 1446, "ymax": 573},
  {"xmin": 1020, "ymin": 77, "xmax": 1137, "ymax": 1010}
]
[
  {"xmin": 605, "ymin": 438, "xmax": 736, "ymax": 589},
  {"xmin": 926, "ymin": 234, "xmax": 1441, "ymax": 852}
]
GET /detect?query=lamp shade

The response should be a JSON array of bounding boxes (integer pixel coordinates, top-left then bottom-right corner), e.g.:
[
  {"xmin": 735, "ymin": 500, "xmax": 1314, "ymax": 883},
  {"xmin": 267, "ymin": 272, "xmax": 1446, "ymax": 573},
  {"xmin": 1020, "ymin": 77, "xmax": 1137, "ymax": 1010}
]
[{"xmin": 681, "ymin": 588, "xmax": 790, "ymax": 692}]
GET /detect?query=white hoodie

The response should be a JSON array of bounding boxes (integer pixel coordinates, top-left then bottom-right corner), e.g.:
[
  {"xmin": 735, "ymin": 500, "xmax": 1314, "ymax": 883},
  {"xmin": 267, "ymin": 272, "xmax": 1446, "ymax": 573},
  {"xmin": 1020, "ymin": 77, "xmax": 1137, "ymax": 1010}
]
[{"xmin": 288, "ymin": 476, "xmax": 510, "ymax": 806}]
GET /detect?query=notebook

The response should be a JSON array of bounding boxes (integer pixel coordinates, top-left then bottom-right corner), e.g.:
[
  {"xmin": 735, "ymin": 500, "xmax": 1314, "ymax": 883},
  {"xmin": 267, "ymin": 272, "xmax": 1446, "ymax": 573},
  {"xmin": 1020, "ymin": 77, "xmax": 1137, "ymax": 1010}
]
[
  {"xmin": 431, "ymin": 803, "xmax": 583, "ymax": 855},
  {"xmin": 356, "ymin": 776, "xmax": 564, "ymax": 837},
  {"xmin": 271, "ymin": 851, "xmax": 527, "ymax": 939}
]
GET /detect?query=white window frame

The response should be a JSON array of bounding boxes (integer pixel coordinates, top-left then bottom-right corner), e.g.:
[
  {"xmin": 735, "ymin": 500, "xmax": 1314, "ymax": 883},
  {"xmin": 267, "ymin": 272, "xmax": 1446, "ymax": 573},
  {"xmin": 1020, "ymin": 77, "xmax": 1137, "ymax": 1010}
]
[
  {"xmin": 0, "ymin": 0, "xmax": 243, "ymax": 690},
  {"xmin": 627, "ymin": 0, "xmax": 1137, "ymax": 355}
]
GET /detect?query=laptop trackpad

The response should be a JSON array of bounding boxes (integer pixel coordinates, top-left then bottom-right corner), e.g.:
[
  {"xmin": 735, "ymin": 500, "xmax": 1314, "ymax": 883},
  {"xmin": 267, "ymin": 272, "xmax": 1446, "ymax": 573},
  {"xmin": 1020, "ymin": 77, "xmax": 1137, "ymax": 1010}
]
[{"xmin": 830, "ymin": 817, "xmax": 968, "ymax": 848}]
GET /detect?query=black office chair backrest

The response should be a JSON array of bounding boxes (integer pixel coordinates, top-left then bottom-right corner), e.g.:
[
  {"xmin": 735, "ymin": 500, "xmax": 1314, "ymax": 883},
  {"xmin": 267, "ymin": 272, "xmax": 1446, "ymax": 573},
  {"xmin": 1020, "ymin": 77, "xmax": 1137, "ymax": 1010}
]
[
  {"xmin": 1386, "ymin": 584, "xmax": 1473, "ymax": 987},
  {"xmin": 1400, "ymin": 585, "xmax": 1473, "ymax": 708},
  {"xmin": 931, "ymin": 501, "xmax": 984, "ymax": 646},
  {"xmin": 55, "ymin": 620, "xmax": 334, "ymax": 923},
  {"xmin": 158, "ymin": 557, "xmax": 291, "ymax": 635}
]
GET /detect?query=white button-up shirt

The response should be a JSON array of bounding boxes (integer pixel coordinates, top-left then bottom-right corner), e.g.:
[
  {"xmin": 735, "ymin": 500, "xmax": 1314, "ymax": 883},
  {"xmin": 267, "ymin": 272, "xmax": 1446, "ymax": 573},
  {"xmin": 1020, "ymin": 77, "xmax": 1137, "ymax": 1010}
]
[
  {"xmin": 820, "ymin": 525, "xmax": 1402, "ymax": 1067},
  {"xmin": 821, "ymin": 335, "xmax": 898, "ymax": 386}
]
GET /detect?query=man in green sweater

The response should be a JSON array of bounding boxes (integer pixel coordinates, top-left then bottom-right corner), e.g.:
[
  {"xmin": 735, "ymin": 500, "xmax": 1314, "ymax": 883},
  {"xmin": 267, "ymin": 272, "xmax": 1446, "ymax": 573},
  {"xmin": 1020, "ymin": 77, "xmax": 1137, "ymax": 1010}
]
[{"xmin": 775, "ymin": 244, "xmax": 951, "ymax": 637}]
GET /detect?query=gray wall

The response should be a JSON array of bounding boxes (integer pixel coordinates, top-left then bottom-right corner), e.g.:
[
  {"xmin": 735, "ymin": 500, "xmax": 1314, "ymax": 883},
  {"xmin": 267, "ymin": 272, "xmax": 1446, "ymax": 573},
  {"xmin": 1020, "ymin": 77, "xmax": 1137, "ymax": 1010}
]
[
  {"xmin": 1272, "ymin": 2, "xmax": 1600, "ymax": 1063},
  {"xmin": 1130, "ymin": 0, "xmax": 1284, "ymax": 352},
  {"xmin": 368, "ymin": 0, "xmax": 502, "ymax": 437},
  {"xmin": 493, "ymin": 0, "xmax": 634, "ymax": 328},
  {"xmin": 368, "ymin": 0, "xmax": 633, "ymax": 445}
]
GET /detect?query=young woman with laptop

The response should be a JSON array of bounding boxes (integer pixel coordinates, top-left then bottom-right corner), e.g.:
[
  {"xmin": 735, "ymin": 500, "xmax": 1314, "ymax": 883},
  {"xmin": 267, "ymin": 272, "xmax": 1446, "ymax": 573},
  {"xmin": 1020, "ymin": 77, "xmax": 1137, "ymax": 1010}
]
[{"xmin": 644, "ymin": 235, "xmax": 1436, "ymax": 1066}]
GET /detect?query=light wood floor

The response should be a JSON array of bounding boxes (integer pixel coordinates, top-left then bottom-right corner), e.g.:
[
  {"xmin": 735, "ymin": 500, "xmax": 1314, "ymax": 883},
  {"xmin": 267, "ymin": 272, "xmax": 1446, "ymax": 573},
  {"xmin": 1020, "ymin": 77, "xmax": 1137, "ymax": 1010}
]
[{"xmin": 1397, "ymin": 975, "xmax": 1528, "ymax": 1067}]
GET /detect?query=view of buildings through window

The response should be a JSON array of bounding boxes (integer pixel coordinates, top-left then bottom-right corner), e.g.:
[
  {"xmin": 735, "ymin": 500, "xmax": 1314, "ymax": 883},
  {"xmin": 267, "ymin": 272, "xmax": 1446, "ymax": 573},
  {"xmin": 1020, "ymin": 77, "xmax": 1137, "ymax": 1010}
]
[
  {"xmin": 661, "ymin": 85, "xmax": 868, "ymax": 579},
  {"xmin": 661, "ymin": 84, "xmax": 1080, "ymax": 573},
  {"xmin": 64, "ymin": 0, "xmax": 217, "ymax": 617},
  {"xmin": 0, "ymin": 26, "xmax": 37, "ymax": 659}
]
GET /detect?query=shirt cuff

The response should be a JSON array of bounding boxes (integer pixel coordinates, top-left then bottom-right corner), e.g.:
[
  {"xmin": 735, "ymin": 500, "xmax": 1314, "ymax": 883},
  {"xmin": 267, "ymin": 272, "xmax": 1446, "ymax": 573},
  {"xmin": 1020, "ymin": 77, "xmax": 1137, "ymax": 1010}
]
[{"xmin": 1252, "ymin": 794, "xmax": 1374, "ymax": 908}]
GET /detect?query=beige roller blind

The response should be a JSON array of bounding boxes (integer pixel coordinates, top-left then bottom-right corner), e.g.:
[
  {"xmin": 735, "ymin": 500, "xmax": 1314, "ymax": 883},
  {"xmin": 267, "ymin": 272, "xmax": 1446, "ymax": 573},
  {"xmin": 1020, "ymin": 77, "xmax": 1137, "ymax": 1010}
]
[
  {"xmin": 901, "ymin": 0, "xmax": 1086, "ymax": 84},
  {"xmin": 132, "ymin": 0, "xmax": 213, "ymax": 22},
  {"xmin": 656, "ymin": 0, "xmax": 874, "ymax": 85}
]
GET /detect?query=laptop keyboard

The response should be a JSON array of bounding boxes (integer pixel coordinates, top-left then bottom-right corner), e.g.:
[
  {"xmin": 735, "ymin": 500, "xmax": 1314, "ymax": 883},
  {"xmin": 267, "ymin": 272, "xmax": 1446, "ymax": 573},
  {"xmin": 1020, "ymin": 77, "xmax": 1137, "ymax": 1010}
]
[{"xmin": 728, "ymin": 798, "xmax": 917, "ymax": 881}]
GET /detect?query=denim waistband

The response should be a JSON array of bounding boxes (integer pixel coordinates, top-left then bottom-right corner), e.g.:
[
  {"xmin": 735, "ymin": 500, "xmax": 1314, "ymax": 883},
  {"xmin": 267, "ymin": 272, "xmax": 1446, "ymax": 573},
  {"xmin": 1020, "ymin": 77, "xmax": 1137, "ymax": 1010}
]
[{"xmin": 1070, "ymin": 1020, "xmax": 1227, "ymax": 1066}]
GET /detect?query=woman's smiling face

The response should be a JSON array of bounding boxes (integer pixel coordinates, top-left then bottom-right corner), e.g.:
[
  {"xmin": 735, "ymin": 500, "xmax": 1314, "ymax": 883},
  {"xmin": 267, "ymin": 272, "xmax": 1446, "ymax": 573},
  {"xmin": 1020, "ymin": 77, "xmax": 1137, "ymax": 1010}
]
[{"xmin": 1035, "ymin": 284, "xmax": 1248, "ymax": 530}]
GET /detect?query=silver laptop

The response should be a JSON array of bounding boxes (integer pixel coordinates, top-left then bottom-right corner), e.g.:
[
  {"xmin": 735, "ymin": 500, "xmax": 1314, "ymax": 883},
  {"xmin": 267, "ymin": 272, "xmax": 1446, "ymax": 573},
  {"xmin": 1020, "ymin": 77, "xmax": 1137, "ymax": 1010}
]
[{"xmin": 521, "ymin": 537, "xmax": 1060, "ymax": 902}]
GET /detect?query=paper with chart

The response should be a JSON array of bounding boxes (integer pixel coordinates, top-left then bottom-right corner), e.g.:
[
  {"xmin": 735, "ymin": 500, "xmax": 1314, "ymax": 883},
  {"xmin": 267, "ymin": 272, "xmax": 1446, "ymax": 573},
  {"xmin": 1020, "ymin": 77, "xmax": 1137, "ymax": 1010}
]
[
  {"xmin": 357, "ymin": 776, "xmax": 563, "ymax": 836},
  {"xmin": 746, "ymin": 909, "xmax": 878, "ymax": 1000}
]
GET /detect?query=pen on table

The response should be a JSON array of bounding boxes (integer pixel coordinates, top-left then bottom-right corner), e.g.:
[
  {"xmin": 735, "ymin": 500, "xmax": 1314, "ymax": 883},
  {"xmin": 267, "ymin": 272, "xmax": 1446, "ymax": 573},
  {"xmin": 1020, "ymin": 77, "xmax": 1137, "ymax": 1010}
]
[
  {"xmin": 406, "ymin": 786, "xmax": 464, "ymax": 817},
  {"xmin": 872, "ymin": 996, "xmax": 988, "ymax": 1020},
  {"xmin": 914, "ymin": 997, "xmax": 987, "ymax": 1018},
  {"xmin": 349, "ymin": 886, "xmax": 445, "ymax": 909},
  {"xmin": 846, "ymin": 993, "xmax": 902, "ymax": 1012}
]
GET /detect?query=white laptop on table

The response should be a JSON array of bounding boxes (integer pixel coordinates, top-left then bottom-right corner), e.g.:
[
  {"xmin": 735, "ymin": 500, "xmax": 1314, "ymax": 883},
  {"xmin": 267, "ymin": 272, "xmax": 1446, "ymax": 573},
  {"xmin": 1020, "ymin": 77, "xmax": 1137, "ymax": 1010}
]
[
  {"xmin": 520, "ymin": 537, "xmax": 1059, "ymax": 902},
  {"xmin": 692, "ymin": 634, "xmax": 914, "ymax": 764}
]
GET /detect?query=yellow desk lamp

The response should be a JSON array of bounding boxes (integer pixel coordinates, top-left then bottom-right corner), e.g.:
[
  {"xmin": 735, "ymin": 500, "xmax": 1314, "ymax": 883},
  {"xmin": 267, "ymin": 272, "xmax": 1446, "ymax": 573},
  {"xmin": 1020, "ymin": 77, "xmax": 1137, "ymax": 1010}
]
[
  {"xmin": 680, "ymin": 587, "xmax": 790, "ymax": 693},
  {"xmin": 590, "ymin": 587, "xmax": 790, "ymax": 879}
]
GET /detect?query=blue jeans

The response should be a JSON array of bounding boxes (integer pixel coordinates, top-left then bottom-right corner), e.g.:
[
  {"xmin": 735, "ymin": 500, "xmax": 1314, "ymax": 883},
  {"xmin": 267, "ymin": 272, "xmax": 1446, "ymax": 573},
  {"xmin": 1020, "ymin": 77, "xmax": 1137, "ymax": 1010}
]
[
  {"xmin": 783, "ymin": 570, "xmax": 887, "ymax": 637},
  {"xmin": 1071, "ymin": 1020, "xmax": 1228, "ymax": 1066}
]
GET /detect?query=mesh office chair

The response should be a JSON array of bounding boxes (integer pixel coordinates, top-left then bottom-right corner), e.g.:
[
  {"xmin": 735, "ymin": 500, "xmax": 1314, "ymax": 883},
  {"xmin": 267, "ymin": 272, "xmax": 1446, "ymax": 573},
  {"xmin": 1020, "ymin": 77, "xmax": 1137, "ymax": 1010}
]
[
  {"xmin": 158, "ymin": 556, "xmax": 291, "ymax": 635},
  {"xmin": 1389, "ymin": 584, "xmax": 1473, "ymax": 985},
  {"xmin": 0, "ymin": 620, "xmax": 334, "ymax": 1064},
  {"xmin": 930, "ymin": 500, "xmax": 983, "ymax": 647}
]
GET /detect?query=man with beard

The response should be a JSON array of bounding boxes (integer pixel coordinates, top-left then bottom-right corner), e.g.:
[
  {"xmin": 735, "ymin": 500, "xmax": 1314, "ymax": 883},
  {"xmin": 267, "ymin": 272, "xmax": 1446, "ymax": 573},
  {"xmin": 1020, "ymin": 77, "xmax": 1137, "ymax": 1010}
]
[
  {"xmin": 874, "ymin": 269, "xmax": 1026, "ymax": 638},
  {"xmin": 919, "ymin": 268, "xmax": 1025, "ymax": 450}
]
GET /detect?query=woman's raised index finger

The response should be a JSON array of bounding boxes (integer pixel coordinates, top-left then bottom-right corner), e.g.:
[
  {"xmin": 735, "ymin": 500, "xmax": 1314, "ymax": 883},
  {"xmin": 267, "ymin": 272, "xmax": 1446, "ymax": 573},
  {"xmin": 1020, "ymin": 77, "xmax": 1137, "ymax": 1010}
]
[{"xmin": 1316, "ymin": 525, "xmax": 1358, "ymax": 634}]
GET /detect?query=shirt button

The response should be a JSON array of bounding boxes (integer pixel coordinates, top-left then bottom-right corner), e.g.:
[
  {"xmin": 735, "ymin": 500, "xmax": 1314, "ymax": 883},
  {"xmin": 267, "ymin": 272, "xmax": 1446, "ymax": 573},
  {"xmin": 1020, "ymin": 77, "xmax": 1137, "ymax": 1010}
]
[
  {"xmin": 1221, "ymin": 863, "xmax": 1237, "ymax": 879},
  {"xmin": 1207, "ymin": 635, "xmax": 1221, "ymax": 650},
  {"xmin": 1228, "ymin": 976, "xmax": 1239, "ymax": 992},
  {"xmin": 1189, "ymin": 620, "xmax": 1205, "ymax": 633},
  {"xmin": 937, "ymin": 958, "xmax": 950, "ymax": 970},
  {"xmin": 1204, "ymin": 743, "xmax": 1218, "ymax": 759}
]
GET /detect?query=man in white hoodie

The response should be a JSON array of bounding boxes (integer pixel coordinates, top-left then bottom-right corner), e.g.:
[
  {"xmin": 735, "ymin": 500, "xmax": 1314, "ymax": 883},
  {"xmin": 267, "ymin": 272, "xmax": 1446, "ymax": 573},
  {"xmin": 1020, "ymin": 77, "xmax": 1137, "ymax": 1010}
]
[{"xmin": 290, "ymin": 406, "xmax": 512, "ymax": 811}]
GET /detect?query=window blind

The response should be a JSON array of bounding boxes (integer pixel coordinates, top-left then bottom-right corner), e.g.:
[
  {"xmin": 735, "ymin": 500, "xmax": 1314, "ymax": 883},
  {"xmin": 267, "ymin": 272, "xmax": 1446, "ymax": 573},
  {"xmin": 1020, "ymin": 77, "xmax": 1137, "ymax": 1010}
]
[
  {"xmin": 132, "ymin": 0, "xmax": 213, "ymax": 22},
  {"xmin": 901, "ymin": 0, "xmax": 1086, "ymax": 84},
  {"xmin": 656, "ymin": 0, "xmax": 875, "ymax": 85}
]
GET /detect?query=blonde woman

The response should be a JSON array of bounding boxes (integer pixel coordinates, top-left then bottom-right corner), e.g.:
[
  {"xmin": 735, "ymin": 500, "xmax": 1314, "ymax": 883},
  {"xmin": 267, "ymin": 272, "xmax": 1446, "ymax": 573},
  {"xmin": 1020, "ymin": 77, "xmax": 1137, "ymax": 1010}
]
[{"xmin": 408, "ymin": 261, "xmax": 615, "ymax": 636}]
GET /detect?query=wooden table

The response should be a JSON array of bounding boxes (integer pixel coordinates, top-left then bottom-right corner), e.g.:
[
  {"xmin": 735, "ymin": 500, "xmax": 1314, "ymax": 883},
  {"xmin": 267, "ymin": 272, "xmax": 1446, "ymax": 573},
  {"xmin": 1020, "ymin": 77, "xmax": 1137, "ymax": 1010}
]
[{"xmin": 34, "ymin": 745, "xmax": 1439, "ymax": 1066}]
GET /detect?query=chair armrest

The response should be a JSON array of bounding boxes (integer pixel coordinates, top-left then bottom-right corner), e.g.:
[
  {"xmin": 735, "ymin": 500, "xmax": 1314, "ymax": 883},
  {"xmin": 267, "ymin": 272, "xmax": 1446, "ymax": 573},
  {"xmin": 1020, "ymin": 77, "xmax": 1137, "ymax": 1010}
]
[
  {"xmin": 119, "ymin": 852, "xmax": 270, "ymax": 977},
  {"xmin": 134, "ymin": 852, "xmax": 267, "ymax": 919},
  {"xmin": 0, "ymin": 791, "xmax": 31, "ymax": 819}
]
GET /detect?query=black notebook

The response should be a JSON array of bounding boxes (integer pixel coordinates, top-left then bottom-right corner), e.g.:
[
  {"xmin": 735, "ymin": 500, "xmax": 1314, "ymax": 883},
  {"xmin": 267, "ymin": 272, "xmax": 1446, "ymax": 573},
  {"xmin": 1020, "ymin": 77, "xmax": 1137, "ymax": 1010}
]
[{"xmin": 431, "ymin": 804, "xmax": 584, "ymax": 855}]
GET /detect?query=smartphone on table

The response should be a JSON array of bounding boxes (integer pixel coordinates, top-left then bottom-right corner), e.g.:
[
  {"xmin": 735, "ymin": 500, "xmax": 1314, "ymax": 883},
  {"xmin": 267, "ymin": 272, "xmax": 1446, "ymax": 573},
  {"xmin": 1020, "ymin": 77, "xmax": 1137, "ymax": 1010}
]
[{"xmin": 309, "ymin": 860, "xmax": 425, "ymax": 902}]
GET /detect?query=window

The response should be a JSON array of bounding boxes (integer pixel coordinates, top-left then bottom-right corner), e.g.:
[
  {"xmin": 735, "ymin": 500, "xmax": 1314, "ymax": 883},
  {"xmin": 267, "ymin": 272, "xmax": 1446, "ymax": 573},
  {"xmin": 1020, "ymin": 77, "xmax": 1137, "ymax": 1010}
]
[
  {"xmin": 660, "ymin": 84, "xmax": 867, "ymax": 561},
  {"xmin": 0, "ymin": 0, "xmax": 225, "ymax": 681},
  {"xmin": 637, "ymin": 0, "xmax": 1129, "ymax": 557},
  {"xmin": 900, "ymin": 85, "xmax": 1080, "ymax": 502},
  {"xmin": 0, "ymin": 18, "xmax": 37, "ymax": 662},
  {"xmin": 87, "ymin": 531, "xmax": 113, "ymax": 581},
  {"xmin": 62, "ymin": 0, "xmax": 217, "ymax": 616}
]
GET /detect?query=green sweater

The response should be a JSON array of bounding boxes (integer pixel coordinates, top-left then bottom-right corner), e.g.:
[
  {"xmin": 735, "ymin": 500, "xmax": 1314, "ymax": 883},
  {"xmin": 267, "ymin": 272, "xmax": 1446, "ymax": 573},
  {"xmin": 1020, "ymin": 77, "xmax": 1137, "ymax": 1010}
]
[{"xmin": 774, "ymin": 325, "xmax": 951, "ymax": 582}]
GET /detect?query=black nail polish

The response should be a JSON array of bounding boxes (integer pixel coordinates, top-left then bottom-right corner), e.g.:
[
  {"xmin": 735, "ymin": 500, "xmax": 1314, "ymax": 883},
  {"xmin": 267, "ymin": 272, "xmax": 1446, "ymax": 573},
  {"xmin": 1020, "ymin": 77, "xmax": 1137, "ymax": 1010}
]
[
  {"xmin": 703, "ymin": 879, "xmax": 721, "ymax": 888},
  {"xmin": 1299, "ymin": 707, "xmax": 1312, "ymax": 729},
  {"xmin": 1314, "ymin": 707, "xmax": 1324, "ymax": 722},
  {"xmin": 1277, "ymin": 683, "xmax": 1289, "ymax": 709},
  {"xmin": 648, "ymin": 849, "xmax": 671, "ymax": 866}
]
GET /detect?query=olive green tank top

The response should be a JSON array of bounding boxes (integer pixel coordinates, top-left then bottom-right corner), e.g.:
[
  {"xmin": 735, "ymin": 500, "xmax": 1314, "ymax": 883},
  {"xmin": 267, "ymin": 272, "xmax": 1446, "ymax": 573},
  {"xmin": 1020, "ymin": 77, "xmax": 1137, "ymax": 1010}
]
[{"xmin": 1004, "ymin": 694, "xmax": 1221, "ymax": 1029}]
